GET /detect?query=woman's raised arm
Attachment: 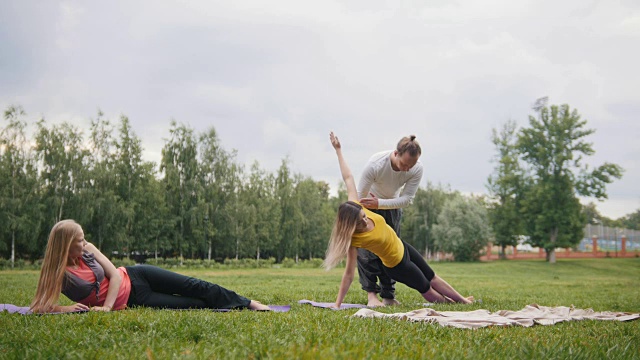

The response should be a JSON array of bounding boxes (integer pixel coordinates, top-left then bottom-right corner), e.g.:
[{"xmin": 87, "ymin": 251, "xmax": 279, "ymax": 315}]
[{"xmin": 329, "ymin": 131, "xmax": 358, "ymax": 202}]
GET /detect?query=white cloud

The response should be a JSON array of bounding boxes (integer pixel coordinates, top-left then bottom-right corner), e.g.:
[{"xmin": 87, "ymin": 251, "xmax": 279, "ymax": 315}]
[
  {"xmin": 0, "ymin": 0, "xmax": 638, "ymax": 219},
  {"xmin": 619, "ymin": 15, "xmax": 640, "ymax": 35}
]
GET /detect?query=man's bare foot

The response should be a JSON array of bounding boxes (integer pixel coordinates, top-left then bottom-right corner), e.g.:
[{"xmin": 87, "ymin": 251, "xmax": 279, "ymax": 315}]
[
  {"xmin": 462, "ymin": 296, "xmax": 475, "ymax": 304},
  {"xmin": 248, "ymin": 300, "xmax": 271, "ymax": 311},
  {"xmin": 382, "ymin": 298, "xmax": 401, "ymax": 306},
  {"xmin": 367, "ymin": 293, "xmax": 384, "ymax": 307}
]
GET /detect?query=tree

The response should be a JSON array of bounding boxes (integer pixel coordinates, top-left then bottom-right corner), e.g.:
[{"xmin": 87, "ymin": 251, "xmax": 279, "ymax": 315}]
[
  {"xmin": 84, "ymin": 111, "xmax": 123, "ymax": 253},
  {"xmin": 0, "ymin": 106, "xmax": 41, "ymax": 264},
  {"xmin": 243, "ymin": 161, "xmax": 280, "ymax": 261},
  {"xmin": 620, "ymin": 209, "xmax": 640, "ymax": 230},
  {"xmin": 487, "ymin": 120, "xmax": 525, "ymax": 258},
  {"xmin": 275, "ymin": 158, "xmax": 301, "ymax": 262},
  {"xmin": 295, "ymin": 177, "xmax": 332, "ymax": 260},
  {"xmin": 431, "ymin": 195, "xmax": 492, "ymax": 261},
  {"xmin": 402, "ymin": 183, "xmax": 457, "ymax": 256},
  {"xmin": 517, "ymin": 98, "xmax": 624, "ymax": 263},
  {"xmin": 34, "ymin": 119, "xmax": 90, "ymax": 226},
  {"xmin": 208, "ymin": 155, "xmax": 245, "ymax": 260},
  {"xmin": 581, "ymin": 202, "xmax": 603, "ymax": 225},
  {"xmin": 198, "ymin": 127, "xmax": 247, "ymax": 260},
  {"xmin": 160, "ymin": 121, "xmax": 201, "ymax": 261},
  {"xmin": 114, "ymin": 116, "xmax": 166, "ymax": 258}
]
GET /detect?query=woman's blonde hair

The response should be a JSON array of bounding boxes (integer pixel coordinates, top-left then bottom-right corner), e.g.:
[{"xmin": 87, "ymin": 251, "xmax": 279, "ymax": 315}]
[
  {"xmin": 30, "ymin": 220, "xmax": 82, "ymax": 313},
  {"xmin": 323, "ymin": 201, "xmax": 362, "ymax": 270}
]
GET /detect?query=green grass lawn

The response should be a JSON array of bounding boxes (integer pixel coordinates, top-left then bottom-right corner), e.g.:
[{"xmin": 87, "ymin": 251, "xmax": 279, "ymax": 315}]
[{"xmin": 1, "ymin": 258, "xmax": 639, "ymax": 359}]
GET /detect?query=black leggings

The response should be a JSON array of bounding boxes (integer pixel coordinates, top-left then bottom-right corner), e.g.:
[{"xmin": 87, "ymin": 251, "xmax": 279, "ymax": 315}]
[
  {"xmin": 125, "ymin": 265, "xmax": 251, "ymax": 309},
  {"xmin": 382, "ymin": 241, "xmax": 435, "ymax": 294}
]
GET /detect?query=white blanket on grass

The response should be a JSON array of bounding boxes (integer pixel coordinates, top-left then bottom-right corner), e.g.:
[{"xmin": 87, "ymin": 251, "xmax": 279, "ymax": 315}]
[{"xmin": 352, "ymin": 304, "xmax": 640, "ymax": 329}]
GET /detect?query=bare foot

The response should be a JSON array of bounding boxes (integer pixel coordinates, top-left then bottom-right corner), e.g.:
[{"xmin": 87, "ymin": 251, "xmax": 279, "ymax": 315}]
[
  {"xmin": 367, "ymin": 293, "xmax": 384, "ymax": 307},
  {"xmin": 248, "ymin": 300, "xmax": 271, "ymax": 311},
  {"xmin": 462, "ymin": 296, "xmax": 475, "ymax": 304},
  {"xmin": 382, "ymin": 298, "xmax": 401, "ymax": 306}
]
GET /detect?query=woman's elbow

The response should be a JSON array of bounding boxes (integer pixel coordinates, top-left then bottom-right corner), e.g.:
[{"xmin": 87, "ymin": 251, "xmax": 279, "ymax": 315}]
[
  {"xmin": 110, "ymin": 273, "xmax": 123, "ymax": 284},
  {"xmin": 344, "ymin": 272, "xmax": 355, "ymax": 283}
]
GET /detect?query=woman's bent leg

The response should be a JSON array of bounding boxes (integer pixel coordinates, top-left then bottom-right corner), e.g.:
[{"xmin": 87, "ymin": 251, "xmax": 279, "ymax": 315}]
[
  {"xmin": 403, "ymin": 242, "xmax": 471, "ymax": 303},
  {"xmin": 429, "ymin": 275, "xmax": 473, "ymax": 304},
  {"xmin": 382, "ymin": 246, "xmax": 430, "ymax": 294},
  {"xmin": 383, "ymin": 243, "xmax": 471, "ymax": 304},
  {"xmin": 422, "ymin": 288, "xmax": 451, "ymax": 303},
  {"xmin": 404, "ymin": 242, "xmax": 435, "ymax": 281}
]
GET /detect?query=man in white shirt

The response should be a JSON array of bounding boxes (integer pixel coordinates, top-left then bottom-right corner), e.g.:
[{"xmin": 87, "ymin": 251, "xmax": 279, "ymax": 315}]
[{"xmin": 357, "ymin": 135, "xmax": 423, "ymax": 306}]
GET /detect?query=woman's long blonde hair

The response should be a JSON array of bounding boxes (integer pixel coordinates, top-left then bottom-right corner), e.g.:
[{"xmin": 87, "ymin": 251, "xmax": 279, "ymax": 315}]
[
  {"xmin": 30, "ymin": 220, "xmax": 82, "ymax": 313},
  {"xmin": 323, "ymin": 201, "xmax": 362, "ymax": 270}
]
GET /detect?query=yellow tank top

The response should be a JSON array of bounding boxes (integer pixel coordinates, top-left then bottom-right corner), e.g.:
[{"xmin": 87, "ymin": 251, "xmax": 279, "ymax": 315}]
[{"xmin": 351, "ymin": 206, "xmax": 405, "ymax": 268}]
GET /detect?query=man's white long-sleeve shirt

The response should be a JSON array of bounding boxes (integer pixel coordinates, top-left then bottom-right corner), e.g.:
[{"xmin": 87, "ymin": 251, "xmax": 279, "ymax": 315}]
[{"xmin": 357, "ymin": 150, "xmax": 424, "ymax": 210}]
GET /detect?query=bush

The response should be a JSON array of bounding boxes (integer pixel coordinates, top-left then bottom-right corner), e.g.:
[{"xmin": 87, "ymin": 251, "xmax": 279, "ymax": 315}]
[
  {"xmin": 301, "ymin": 258, "xmax": 324, "ymax": 268},
  {"xmin": 281, "ymin": 257, "xmax": 296, "ymax": 268},
  {"xmin": 14, "ymin": 259, "xmax": 26, "ymax": 269},
  {"xmin": 432, "ymin": 196, "xmax": 492, "ymax": 262},
  {"xmin": 223, "ymin": 258, "xmax": 242, "ymax": 267},
  {"xmin": 113, "ymin": 258, "xmax": 137, "ymax": 268},
  {"xmin": 202, "ymin": 259, "xmax": 219, "ymax": 269},
  {"xmin": 0, "ymin": 256, "xmax": 324, "ymax": 270},
  {"xmin": 145, "ymin": 257, "xmax": 164, "ymax": 266},
  {"xmin": 183, "ymin": 259, "xmax": 204, "ymax": 268},
  {"xmin": 241, "ymin": 258, "xmax": 257, "ymax": 267},
  {"xmin": 258, "ymin": 257, "xmax": 276, "ymax": 268},
  {"xmin": 163, "ymin": 257, "xmax": 183, "ymax": 268}
]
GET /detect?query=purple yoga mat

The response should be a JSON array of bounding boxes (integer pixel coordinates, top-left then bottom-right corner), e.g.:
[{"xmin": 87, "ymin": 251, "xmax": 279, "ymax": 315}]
[
  {"xmin": 0, "ymin": 304, "xmax": 87, "ymax": 315},
  {"xmin": 0, "ymin": 303, "xmax": 290, "ymax": 314},
  {"xmin": 206, "ymin": 305, "xmax": 290, "ymax": 313},
  {"xmin": 298, "ymin": 299, "xmax": 367, "ymax": 310},
  {"xmin": 0, "ymin": 304, "xmax": 32, "ymax": 315}
]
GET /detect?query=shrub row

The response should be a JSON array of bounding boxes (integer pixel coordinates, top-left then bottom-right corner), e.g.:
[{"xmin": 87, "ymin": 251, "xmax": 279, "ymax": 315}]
[
  {"xmin": 0, "ymin": 257, "xmax": 326, "ymax": 270},
  {"xmin": 0, "ymin": 258, "xmax": 43, "ymax": 270}
]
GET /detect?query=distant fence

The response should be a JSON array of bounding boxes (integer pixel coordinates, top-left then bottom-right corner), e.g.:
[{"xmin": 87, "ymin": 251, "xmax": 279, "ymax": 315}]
[
  {"xmin": 580, "ymin": 224, "xmax": 640, "ymax": 253},
  {"xmin": 480, "ymin": 225, "xmax": 639, "ymax": 261}
]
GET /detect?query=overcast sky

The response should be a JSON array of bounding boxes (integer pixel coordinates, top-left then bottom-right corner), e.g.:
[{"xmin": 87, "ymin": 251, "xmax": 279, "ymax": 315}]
[{"xmin": 1, "ymin": 1, "xmax": 639, "ymax": 219}]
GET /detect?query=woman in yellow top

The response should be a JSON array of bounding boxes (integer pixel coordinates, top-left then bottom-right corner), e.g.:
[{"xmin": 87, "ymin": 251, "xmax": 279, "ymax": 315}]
[{"xmin": 325, "ymin": 132, "xmax": 474, "ymax": 308}]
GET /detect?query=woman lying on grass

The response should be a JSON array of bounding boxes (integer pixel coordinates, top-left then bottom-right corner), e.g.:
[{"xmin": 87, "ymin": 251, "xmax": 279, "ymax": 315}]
[
  {"xmin": 30, "ymin": 219, "xmax": 270, "ymax": 313},
  {"xmin": 326, "ymin": 131, "xmax": 474, "ymax": 308}
]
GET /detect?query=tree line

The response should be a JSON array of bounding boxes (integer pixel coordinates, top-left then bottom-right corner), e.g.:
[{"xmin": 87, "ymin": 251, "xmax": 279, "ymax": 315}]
[
  {"xmin": 0, "ymin": 106, "xmax": 340, "ymax": 265},
  {"xmin": 0, "ymin": 100, "xmax": 634, "ymax": 266}
]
